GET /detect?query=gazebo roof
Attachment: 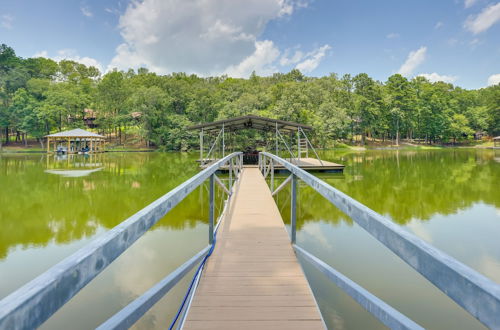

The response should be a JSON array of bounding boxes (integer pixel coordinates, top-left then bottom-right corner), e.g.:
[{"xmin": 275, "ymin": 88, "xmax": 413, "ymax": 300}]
[
  {"xmin": 45, "ymin": 128, "xmax": 104, "ymax": 138},
  {"xmin": 493, "ymin": 136, "xmax": 500, "ymax": 140},
  {"xmin": 188, "ymin": 115, "xmax": 312, "ymax": 133}
]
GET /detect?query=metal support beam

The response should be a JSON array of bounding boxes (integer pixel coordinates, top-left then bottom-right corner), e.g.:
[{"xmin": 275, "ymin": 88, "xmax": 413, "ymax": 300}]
[
  {"xmin": 209, "ymin": 174, "xmax": 215, "ymax": 245},
  {"xmin": 270, "ymin": 160, "xmax": 274, "ymax": 192},
  {"xmin": 272, "ymin": 174, "xmax": 293, "ymax": 196},
  {"xmin": 275, "ymin": 122, "xmax": 278, "ymax": 156},
  {"xmin": 290, "ymin": 174, "xmax": 297, "ymax": 244},
  {"xmin": 96, "ymin": 246, "xmax": 211, "ymax": 330},
  {"xmin": 276, "ymin": 129, "xmax": 297, "ymax": 163},
  {"xmin": 222, "ymin": 123, "xmax": 225, "ymax": 158},
  {"xmin": 214, "ymin": 174, "xmax": 230, "ymax": 195},
  {"xmin": 200, "ymin": 128, "xmax": 204, "ymax": 163},
  {"xmin": 294, "ymin": 245, "xmax": 423, "ymax": 330}
]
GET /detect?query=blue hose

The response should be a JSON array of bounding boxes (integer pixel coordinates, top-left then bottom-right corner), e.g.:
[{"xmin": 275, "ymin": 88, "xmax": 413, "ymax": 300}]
[{"xmin": 168, "ymin": 232, "xmax": 217, "ymax": 330}]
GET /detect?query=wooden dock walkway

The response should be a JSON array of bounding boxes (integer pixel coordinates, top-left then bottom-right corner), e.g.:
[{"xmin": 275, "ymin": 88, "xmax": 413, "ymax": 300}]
[{"xmin": 183, "ymin": 167, "xmax": 324, "ymax": 329}]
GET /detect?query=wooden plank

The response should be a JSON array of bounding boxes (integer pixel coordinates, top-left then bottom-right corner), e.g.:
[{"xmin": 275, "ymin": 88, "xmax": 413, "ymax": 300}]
[
  {"xmin": 184, "ymin": 168, "xmax": 324, "ymax": 329},
  {"xmin": 183, "ymin": 320, "xmax": 324, "ymax": 330}
]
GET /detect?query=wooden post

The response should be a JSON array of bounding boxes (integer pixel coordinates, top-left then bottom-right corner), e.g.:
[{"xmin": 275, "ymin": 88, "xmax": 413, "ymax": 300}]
[
  {"xmin": 47, "ymin": 137, "xmax": 50, "ymax": 153},
  {"xmin": 67, "ymin": 138, "xmax": 70, "ymax": 154},
  {"xmin": 90, "ymin": 138, "xmax": 94, "ymax": 153}
]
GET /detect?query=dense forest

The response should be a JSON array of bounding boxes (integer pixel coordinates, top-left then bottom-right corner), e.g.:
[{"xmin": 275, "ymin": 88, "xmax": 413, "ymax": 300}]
[{"xmin": 1, "ymin": 44, "xmax": 499, "ymax": 150}]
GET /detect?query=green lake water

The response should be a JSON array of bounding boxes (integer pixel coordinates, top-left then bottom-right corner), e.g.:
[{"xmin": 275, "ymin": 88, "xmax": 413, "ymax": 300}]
[{"xmin": 0, "ymin": 149, "xmax": 499, "ymax": 329}]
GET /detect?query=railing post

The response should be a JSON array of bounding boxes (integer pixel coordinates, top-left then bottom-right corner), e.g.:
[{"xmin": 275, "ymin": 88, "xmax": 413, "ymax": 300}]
[
  {"xmin": 229, "ymin": 159, "xmax": 233, "ymax": 191},
  {"xmin": 270, "ymin": 159, "xmax": 274, "ymax": 192},
  {"xmin": 209, "ymin": 174, "xmax": 215, "ymax": 244},
  {"xmin": 291, "ymin": 173, "xmax": 297, "ymax": 243}
]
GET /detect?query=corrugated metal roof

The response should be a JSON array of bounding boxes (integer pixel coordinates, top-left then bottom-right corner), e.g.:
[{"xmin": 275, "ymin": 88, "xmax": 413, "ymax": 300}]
[
  {"xmin": 45, "ymin": 128, "xmax": 105, "ymax": 138},
  {"xmin": 187, "ymin": 115, "xmax": 312, "ymax": 132}
]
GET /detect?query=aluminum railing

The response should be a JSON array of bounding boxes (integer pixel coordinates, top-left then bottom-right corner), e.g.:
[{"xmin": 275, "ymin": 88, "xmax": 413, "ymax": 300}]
[
  {"xmin": 259, "ymin": 152, "xmax": 500, "ymax": 330},
  {"xmin": 0, "ymin": 152, "xmax": 243, "ymax": 330}
]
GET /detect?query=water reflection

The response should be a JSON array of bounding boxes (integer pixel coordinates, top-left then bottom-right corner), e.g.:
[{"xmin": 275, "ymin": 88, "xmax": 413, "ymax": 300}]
[
  {"xmin": 1, "ymin": 149, "xmax": 499, "ymax": 329},
  {"xmin": 272, "ymin": 149, "xmax": 500, "ymax": 329},
  {"xmin": 0, "ymin": 153, "xmax": 222, "ymax": 260},
  {"xmin": 0, "ymin": 152, "xmax": 230, "ymax": 329}
]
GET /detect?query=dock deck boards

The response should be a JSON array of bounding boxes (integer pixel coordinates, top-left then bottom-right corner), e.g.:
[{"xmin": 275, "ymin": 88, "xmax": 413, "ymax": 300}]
[{"xmin": 183, "ymin": 168, "xmax": 324, "ymax": 330}]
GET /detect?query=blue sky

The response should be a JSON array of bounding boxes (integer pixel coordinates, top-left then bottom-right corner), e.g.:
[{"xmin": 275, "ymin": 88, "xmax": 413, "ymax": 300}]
[{"xmin": 1, "ymin": 0, "xmax": 499, "ymax": 89}]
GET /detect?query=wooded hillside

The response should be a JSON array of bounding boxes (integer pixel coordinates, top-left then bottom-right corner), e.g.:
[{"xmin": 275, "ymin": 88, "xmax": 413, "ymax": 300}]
[{"xmin": 1, "ymin": 44, "xmax": 499, "ymax": 150}]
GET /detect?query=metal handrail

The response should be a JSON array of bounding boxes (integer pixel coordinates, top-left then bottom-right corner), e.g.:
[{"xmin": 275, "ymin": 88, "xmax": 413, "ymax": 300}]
[
  {"xmin": 259, "ymin": 152, "xmax": 500, "ymax": 329},
  {"xmin": 0, "ymin": 152, "xmax": 243, "ymax": 330}
]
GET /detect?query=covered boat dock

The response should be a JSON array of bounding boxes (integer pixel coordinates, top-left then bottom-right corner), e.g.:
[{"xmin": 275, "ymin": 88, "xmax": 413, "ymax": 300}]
[
  {"xmin": 188, "ymin": 115, "xmax": 344, "ymax": 172},
  {"xmin": 45, "ymin": 128, "xmax": 105, "ymax": 154}
]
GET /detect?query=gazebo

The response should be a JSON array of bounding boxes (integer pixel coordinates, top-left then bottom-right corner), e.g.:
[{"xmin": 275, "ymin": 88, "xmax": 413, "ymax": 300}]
[
  {"xmin": 46, "ymin": 128, "xmax": 105, "ymax": 154},
  {"xmin": 493, "ymin": 136, "xmax": 500, "ymax": 148}
]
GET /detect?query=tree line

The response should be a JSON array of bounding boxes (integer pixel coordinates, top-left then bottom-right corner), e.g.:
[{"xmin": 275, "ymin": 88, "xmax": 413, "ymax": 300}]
[{"xmin": 1, "ymin": 44, "xmax": 499, "ymax": 150}]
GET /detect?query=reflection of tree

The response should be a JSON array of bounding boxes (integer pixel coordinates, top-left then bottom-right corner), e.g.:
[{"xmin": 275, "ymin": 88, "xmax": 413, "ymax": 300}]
[
  {"xmin": 0, "ymin": 153, "xmax": 227, "ymax": 259},
  {"xmin": 273, "ymin": 150, "xmax": 500, "ymax": 229}
]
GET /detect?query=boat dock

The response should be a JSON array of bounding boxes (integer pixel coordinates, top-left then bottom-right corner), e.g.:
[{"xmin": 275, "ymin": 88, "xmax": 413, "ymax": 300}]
[
  {"xmin": 183, "ymin": 167, "xmax": 324, "ymax": 329},
  {"xmin": 200, "ymin": 157, "xmax": 345, "ymax": 172}
]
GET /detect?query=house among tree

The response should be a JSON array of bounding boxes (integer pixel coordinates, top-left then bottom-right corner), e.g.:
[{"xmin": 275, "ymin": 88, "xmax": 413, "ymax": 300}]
[{"xmin": 83, "ymin": 109, "xmax": 98, "ymax": 128}]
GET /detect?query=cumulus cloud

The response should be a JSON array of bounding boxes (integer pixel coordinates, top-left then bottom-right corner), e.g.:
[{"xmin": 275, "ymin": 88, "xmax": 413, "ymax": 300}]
[
  {"xmin": 397, "ymin": 46, "xmax": 427, "ymax": 77},
  {"xmin": 418, "ymin": 72, "xmax": 458, "ymax": 83},
  {"xmin": 33, "ymin": 49, "xmax": 104, "ymax": 73},
  {"xmin": 386, "ymin": 32, "xmax": 399, "ymax": 39},
  {"xmin": 81, "ymin": 6, "xmax": 93, "ymax": 17},
  {"xmin": 1, "ymin": 14, "xmax": 14, "ymax": 29},
  {"xmin": 488, "ymin": 73, "xmax": 500, "ymax": 86},
  {"xmin": 279, "ymin": 49, "xmax": 304, "ymax": 66},
  {"xmin": 464, "ymin": 2, "xmax": 500, "ymax": 34},
  {"xmin": 108, "ymin": 0, "xmax": 312, "ymax": 76},
  {"xmin": 295, "ymin": 44, "xmax": 331, "ymax": 73},
  {"xmin": 224, "ymin": 40, "xmax": 280, "ymax": 77}
]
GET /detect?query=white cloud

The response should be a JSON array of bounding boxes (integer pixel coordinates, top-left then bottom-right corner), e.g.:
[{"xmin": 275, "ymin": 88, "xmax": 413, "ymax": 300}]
[
  {"xmin": 397, "ymin": 46, "xmax": 427, "ymax": 77},
  {"xmin": 386, "ymin": 32, "xmax": 399, "ymax": 39},
  {"xmin": 1, "ymin": 14, "xmax": 14, "ymax": 29},
  {"xmin": 280, "ymin": 49, "xmax": 304, "ymax": 66},
  {"xmin": 464, "ymin": 0, "xmax": 478, "ymax": 8},
  {"xmin": 435, "ymin": 21, "xmax": 444, "ymax": 29},
  {"xmin": 109, "ymin": 0, "xmax": 311, "ymax": 76},
  {"xmin": 464, "ymin": 2, "xmax": 500, "ymax": 34},
  {"xmin": 224, "ymin": 40, "xmax": 280, "ymax": 77},
  {"xmin": 295, "ymin": 44, "xmax": 331, "ymax": 73},
  {"xmin": 33, "ymin": 49, "xmax": 104, "ymax": 73},
  {"xmin": 418, "ymin": 72, "xmax": 458, "ymax": 83},
  {"xmin": 488, "ymin": 73, "xmax": 500, "ymax": 86},
  {"xmin": 81, "ymin": 6, "xmax": 93, "ymax": 18}
]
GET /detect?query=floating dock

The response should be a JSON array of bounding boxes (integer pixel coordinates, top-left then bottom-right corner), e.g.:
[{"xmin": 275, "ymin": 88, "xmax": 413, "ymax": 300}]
[
  {"xmin": 200, "ymin": 156, "xmax": 344, "ymax": 172},
  {"xmin": 183, "ymin": 167, "xmax": 324, "ymax": 329}
]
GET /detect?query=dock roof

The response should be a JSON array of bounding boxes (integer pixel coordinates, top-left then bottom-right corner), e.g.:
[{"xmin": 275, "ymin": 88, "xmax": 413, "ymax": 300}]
[
  {"xmin": 188, "ymin": 115, "xmax": 312, "ymax": 133},
  {"xmin": 45, "ymin": 128, "xmax": 105, "ymax": 138}
]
